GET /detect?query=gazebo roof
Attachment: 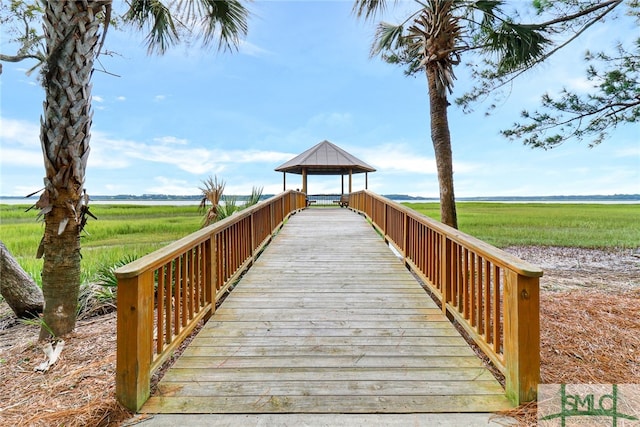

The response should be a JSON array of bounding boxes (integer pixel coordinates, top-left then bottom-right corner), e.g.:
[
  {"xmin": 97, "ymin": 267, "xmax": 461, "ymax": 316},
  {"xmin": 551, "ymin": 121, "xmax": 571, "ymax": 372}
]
[{"xmin": 275, "ymin": 140, "xmax": 376, "ymax": 175}]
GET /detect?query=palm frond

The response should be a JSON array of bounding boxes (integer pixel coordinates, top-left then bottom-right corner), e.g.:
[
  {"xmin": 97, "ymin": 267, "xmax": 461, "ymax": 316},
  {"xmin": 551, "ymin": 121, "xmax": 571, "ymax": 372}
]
[
  {"xmin": 246, "ymin": 186, "xmax": 263, "ymax": 207},
  {"xmin": 125, "ymin": 0, "xmax": 179, "ymax": 54},
  {"xmin": 217, "ymin": 196, "xmax": 238, "ymax": 220},
  {"xmin": 372, "ymin": 21, "xmax": 406, "ymax": 57},
  {"xmin": 199, "ymin": 0, "xmax": 250, "ymax": 52},
  {"xmin": 125, "ymin": 0, "xmax": 249, "ymax": 54},
  {"xmin": 469, "ymin": 0, "xmax": 503, "ymax": 25},
  {"xmin": 487, "ymin": 21, "xmax": 550, "ymax": 73},
  {"xmin": 352, "ymin": 0, "xmax": 389, "ymax": 20},
  {"xmin": 171, "ymin": 0, "xmax": 249, "ymax": 50}
]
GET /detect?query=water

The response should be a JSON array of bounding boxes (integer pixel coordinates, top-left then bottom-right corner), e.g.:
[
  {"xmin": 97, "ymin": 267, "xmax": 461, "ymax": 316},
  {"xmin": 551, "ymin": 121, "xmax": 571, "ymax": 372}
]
[
  {"xmin": 0, "ymin": 198, "xmax": 201, "ymax": 206},
  {"xmin": 1, "ymin": 197, "xmax": 638, "ymax": 206}
]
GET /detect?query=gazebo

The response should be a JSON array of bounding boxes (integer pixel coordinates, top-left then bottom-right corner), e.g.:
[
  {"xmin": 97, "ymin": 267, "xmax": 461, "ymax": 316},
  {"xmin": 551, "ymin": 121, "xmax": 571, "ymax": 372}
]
[{"xmin": 275, "ymin": 140, "xmax": 376, "ymax": 194}]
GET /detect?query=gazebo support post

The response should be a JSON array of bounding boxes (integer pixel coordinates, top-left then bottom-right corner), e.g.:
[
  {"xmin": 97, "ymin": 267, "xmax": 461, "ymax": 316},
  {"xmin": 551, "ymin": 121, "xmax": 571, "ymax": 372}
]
[
  {"xmin": 349, "ymin": 169, "xmax": 353, "ymax": 193},
  {"xmin": 302, "ymin": 168, "xmax": 308, "ymax": 194},
  {"xmin": 341, "ymin": 175, "xmax": 345, "ymax": 195},
  {"xmin": 365, "ymin": 172, "xmax": 368, "ymax": 190},
  {"xmin": 282, "ymin": 172, "xmax": 286, "ymax": 192}
]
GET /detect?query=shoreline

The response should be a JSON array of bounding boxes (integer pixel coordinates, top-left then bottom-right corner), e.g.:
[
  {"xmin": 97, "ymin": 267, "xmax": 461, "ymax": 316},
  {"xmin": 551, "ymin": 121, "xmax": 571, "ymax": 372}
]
[{"xmin": 2, "ymin": 198, "xmax": 639, "ymax": 206}]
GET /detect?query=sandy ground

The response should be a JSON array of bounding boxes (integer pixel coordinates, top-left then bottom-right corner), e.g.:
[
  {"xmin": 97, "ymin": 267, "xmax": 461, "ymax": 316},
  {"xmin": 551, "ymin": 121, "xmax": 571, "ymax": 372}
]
[
  {"xmin": 505, "ymin": 245, "xmax": 639, "ymax": 292},
  {"xmin": 0, "ymin": 246, "xmax": 638, "ymax": 426}
]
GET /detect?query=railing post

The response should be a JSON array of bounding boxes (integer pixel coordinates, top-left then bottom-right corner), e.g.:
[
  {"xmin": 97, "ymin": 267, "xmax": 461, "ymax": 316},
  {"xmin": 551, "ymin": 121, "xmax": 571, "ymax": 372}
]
[
  {"xmin": 116, "ymin": 270, "xmax": 154, "ymax": 411},
  {"xmin": 383, "ymin": 201, "xmax": 387, "ymax": 236},
  {"xmin": 440, "ymin": 236, "xmax": 452, "ymax": 316},
  {"xmin": 250, "ymin": 211, "xmax": 256, "ymax": 260},
  {"xmin": 503, "ymin": 271, "xmax": 540, "ymax": 405},
  {"xmin": 207, "ymin": 237, "xmax": 216, "ymax": 313},
  {"xmin": 402, "ymin": 212, "xmax": 408, "ymax": 259},
  {"xmin": 270, "ymin": 200, "xmax": 275, "ymax": 231}
]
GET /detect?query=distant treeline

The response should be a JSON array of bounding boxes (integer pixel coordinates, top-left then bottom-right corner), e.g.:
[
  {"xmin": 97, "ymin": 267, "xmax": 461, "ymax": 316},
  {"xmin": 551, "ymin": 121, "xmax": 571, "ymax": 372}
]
[
  {"xmin": 456, "ymin": 194, "xmax": 640, "ymax": 202},
  {"xmin": 3, "ymin": 193, "xmax": 639, "ymax": 202}
]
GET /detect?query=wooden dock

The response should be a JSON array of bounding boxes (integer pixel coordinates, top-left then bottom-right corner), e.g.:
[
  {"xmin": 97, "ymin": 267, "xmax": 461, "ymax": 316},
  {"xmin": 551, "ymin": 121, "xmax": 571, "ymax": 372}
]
[{"xmin": 141, "ymin": 208, "xmax": 513, "ymax": 414}]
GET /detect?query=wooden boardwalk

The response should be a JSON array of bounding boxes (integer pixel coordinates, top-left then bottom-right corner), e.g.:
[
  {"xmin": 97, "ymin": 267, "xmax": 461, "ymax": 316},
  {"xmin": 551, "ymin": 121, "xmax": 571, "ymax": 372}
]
[{"xmin": 141, "ymin": 208, "xmax": 513, "ymax": 414}]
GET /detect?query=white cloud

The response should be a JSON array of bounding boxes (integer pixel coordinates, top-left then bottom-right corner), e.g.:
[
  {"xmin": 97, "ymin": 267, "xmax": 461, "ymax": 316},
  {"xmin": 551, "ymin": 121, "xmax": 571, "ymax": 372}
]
[
  {"xmin": 154, "ymin": 95, "xmax": 166, "ymax": 102},
  {"xmin": 360, "ymin": 143, "xmax": 436, "ymax": 174},
  {"xmin": 146, "ymin": 176, "xmax": 200, "ymax": 195},
  {"xmin": 93, "ymin": 95, "xmax": 104, "ymax": 103},
  {"xmin": 0, "ymin": 148, "xmax": 43, "ymax": 167},
  {"xmin": 614, "ymin": 146, "xmax": 640, "ymax": 158},
  {"xmin": 0, "ymin": 117, "xmax": 40, "ymax": 148},
  {"xmin": 240, "ymin": 40, "xmax": 271, "ymax": 57},
  {"xmin": 235, "ymin": 150, "xmax": 293, "ymax": 163},
  {"xmin": 308, "ymin": 112, "xmax": 353, "ymax": 128},
  {"xmin": 153, "ymin": 136, "xmax": 189, "ymax": 145},
  {"xmin": 103, "ymin": 184, "xmax": 129, "ymax": 193},
  {"xmin": 565, "ymin": 76, "xmax": 599, "ymax": 93},
  {"xmin": 127, "ymin": 145, "xmax": 221, "ymax": 174},
  {"xmin": 88, "ymin": 130, "xmax": 294, "ymax": 175},
  {"xmin": 116, "ymin": 96, "xmax": 126, "ymax": 101}
]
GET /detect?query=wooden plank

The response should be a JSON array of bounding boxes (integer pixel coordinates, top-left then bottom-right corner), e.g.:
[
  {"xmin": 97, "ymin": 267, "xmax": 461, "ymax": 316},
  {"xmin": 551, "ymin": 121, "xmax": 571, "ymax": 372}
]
[
  {"xmin": 160, "ymin": 367, "xmax": 497, "ymax": 382},
  {"xmin": 179, "ymin": 344, "xmax": 477, "ymax": 358},
  {"xmin": 220, "ymin": 299, "xmax": 437, "ymax": 310},
  {"xmin": 210, "ymin": 311, "xmax": 447, "ymax": 322},
  {"xmin": 142, "ymin": 395, "xmax": 513, "ymax": 414},
  {"xmin": 155, "ymin": 380, "xmax": 506, "ymax": 397},
  {"xmin": 194, "ymin": 326, "xmax": 461, "ymax": 338},
  {"xmin": 231, "ymin": 285, "xmax": 426, "ymax": 292},
  {"xmin": 200, "ymin": 320, "xmax": 454, "ymax": 329},
  {"xmin": 165, "ymin": 355, "xmax": 484, "ymax": 369},
  {"xmin": 142, "ymin": 208, "xmax": 512, "ymax": 414},
  {"xmin": 185, "ymin": 336, "xmax": 469, "ymax": 347}
]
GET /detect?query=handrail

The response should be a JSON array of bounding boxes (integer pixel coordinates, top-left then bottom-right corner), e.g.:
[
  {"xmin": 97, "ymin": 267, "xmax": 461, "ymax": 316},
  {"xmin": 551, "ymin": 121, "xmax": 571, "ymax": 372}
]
[
  {"xmin": 349, "ymin": 190, "xmax": 542, "ymax": 405},
  {"xmin": 115, "ymin": 190, "xmax": 307, "ymax": 411}
]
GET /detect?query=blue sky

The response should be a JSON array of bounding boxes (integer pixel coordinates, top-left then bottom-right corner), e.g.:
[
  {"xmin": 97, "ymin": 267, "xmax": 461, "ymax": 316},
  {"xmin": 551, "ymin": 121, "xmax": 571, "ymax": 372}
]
[{"xmin": 1, "ymin": 1, "xmax": 638, "ymax": 198}]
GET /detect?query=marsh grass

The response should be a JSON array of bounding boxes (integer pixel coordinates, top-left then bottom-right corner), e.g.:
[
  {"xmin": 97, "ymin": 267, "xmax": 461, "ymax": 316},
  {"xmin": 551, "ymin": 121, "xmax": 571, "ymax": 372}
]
[
  {"xmin": 1, "ymin": 204, "xmax": 201, "ymax": 286},
  {"xmin": 404, "ymin": 202, "xmax": 640, "ymax": 248},
  {"xmin": 2, "ymin": 202, "xmax": 638, "ymax": 287}
]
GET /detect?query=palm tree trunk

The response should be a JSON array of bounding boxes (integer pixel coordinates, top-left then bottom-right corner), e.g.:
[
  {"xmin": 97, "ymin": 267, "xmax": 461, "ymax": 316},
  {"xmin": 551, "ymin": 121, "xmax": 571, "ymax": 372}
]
[
  {"xmin": 38, "ymin": 0, "xmax": 108, "ymax": 339},
  {"xmin": 40, "ymin": 193, "xmax": 82, "ymax": 338},
  {"xmin": 426, "ymin": 65, "xmax": 458, "ymax": 229}
]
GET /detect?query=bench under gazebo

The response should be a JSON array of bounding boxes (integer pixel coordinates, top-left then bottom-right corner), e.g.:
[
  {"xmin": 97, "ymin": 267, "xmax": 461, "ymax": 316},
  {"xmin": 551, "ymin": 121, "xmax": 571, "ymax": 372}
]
[{"xmin": 275, "ymin": 140, "xmax": 376, "ymax": 205}]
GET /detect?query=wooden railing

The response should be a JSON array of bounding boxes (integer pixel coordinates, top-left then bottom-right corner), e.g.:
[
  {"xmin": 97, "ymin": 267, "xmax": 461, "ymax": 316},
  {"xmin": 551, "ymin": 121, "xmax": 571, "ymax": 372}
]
[
  {"xmin": 115, "ymin": 190, "xmax": 307, "ymax": 411},
  {"xmin": 349, "ymin": 190, "xmax": 543, "ymax": 405}
]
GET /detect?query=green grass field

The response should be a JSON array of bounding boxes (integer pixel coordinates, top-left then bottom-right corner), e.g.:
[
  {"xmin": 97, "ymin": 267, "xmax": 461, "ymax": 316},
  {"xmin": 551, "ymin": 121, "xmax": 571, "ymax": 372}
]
[
  {"xmin": 1, "ymin": 202, "xmax": 638, "ymax": 286},
  {"xmin": 1, "ymin": 204, "xmax": 202, "ymax": 286},
  {"xmin": 404, "ymin": 202, "xmax": 639, "ymax": 249}
]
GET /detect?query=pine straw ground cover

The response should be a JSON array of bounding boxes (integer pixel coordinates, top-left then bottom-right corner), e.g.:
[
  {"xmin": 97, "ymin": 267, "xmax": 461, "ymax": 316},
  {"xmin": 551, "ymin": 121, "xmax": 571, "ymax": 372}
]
[
  {"xmin": 0, "ymin": 312, "xmax": 130, "ymax": 426},
  {"xmin": 0, "ymin": 246, "xmax": 638, "ymax": 426}
]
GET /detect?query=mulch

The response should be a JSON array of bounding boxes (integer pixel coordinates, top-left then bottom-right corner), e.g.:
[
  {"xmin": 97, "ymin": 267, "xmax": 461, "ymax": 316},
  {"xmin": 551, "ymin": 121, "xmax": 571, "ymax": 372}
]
[
  {"xmin": 1, "ymin": 289, "xmax": 638, "ymax": 426},
  {"xmin": 0, "ymin": 312, "xmax": 131, "ymax": 426},
  {"xmin": 498, "ymin": 289, "xmax": 640, "ymax": 425}
]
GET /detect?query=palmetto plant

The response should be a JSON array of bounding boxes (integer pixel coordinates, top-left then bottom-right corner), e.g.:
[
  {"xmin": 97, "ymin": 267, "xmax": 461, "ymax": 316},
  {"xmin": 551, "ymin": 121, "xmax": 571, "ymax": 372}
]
[
  {"xmin": 199, "ymin": 177, "xmax": 264, "ymax": 226},
  {"xmin": 199, "ymin": 175, "xmax": 227, "ymax": 227},
  {"xmin": 246, "ymin": 186, "xmax": 264, "ymax": 208}
]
